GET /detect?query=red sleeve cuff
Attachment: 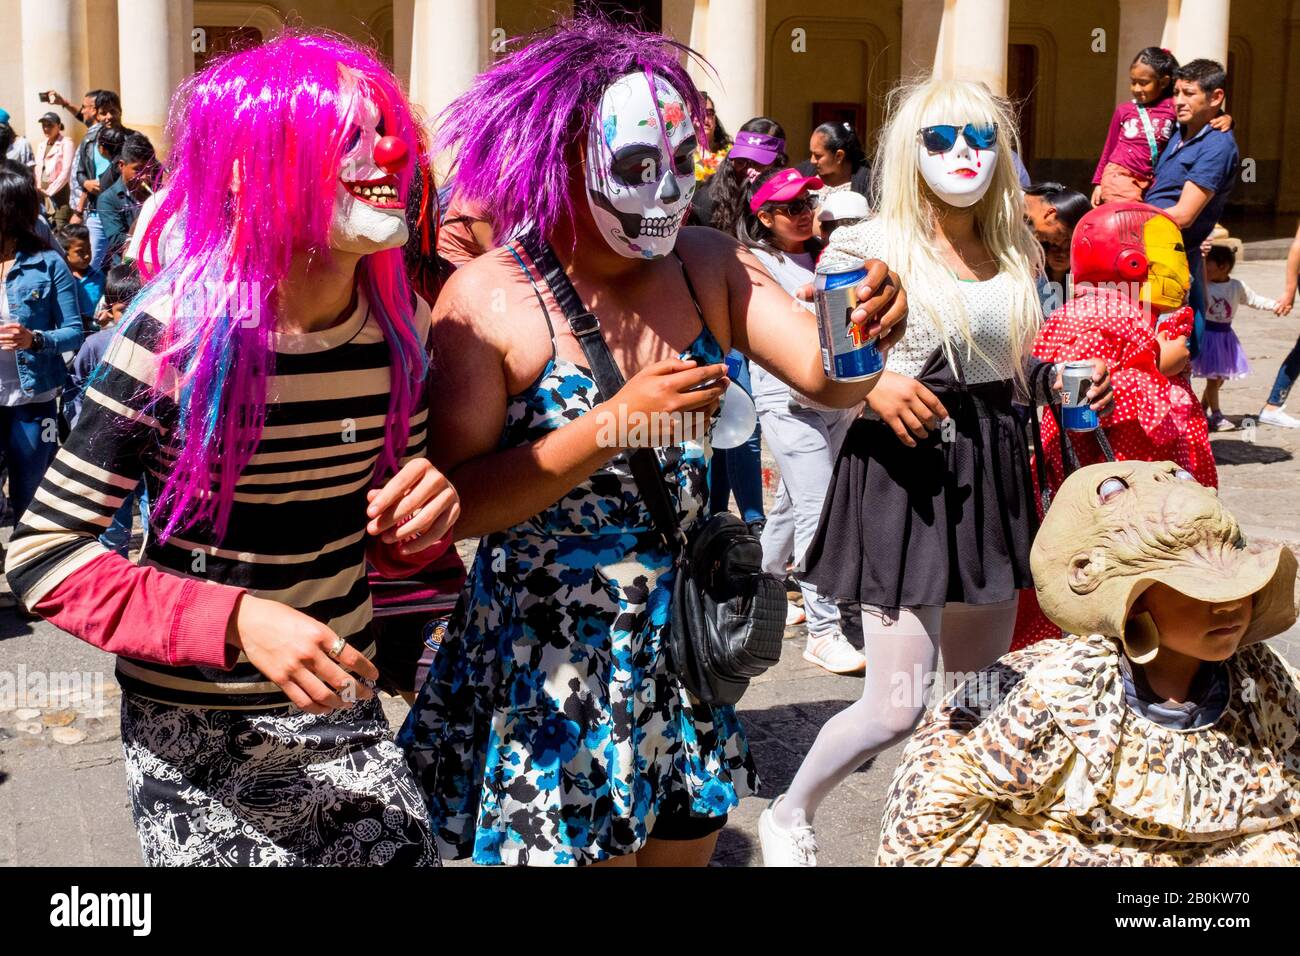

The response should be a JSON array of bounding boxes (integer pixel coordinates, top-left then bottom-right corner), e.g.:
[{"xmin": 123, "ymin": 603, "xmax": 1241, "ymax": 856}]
[
  {"xmin": 168, "ymin": 579, "xmax": 245, "ymax": 670},
  {"xmin": 366, "ymin": 531, "xmax": 455, "ymax": 578}
]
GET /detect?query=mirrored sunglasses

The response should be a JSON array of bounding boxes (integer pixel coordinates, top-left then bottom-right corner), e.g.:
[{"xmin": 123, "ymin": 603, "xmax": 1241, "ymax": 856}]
[{"xmin": 918, "ymin": 123, "xmax": 998, "ymax": 153}]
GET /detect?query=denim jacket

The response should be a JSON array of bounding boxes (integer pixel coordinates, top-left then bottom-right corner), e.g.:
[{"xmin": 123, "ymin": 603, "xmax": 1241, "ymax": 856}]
[{"xmin": 3, "ymin": 248, "xmax": 86, "ymax": 394}]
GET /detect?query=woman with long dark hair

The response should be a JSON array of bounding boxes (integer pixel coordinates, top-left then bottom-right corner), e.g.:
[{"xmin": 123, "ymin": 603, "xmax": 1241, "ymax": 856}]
[
  {"xmin": 0, "ymin": 160, "xmax": 84, "ymax": 529},
  {"xmin": 694, "ymin": 92, "xmax": 732, "ymax": 180},
  {"xmin": 696, "ymin": 117, "xmax": 787, "ymax": 232},
  {"xmin": 808, "ymin": 120, "xmax": 870, "ymax": 200}
]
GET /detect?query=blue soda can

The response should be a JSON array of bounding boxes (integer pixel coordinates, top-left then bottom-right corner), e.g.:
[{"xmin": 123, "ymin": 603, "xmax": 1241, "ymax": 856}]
[
  {"xmin": 814, "ymin": 258, "xmax": 885, "ymax": 382},
  {"xmin": 1060, "ymin": 361, "xmax": 1099, "ymax": 431}
]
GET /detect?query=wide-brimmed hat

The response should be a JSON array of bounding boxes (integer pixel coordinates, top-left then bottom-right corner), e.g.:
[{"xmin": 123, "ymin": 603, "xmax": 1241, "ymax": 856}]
[{"xmin": 1031, "ymin": 460, "xmax": 1297, "ymax": 662}]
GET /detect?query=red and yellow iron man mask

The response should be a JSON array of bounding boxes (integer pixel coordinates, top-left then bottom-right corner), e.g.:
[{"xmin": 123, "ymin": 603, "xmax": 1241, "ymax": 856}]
[{"xmin": 1070, "ymin": 202, "xmax": 1189, "ymax": 314}]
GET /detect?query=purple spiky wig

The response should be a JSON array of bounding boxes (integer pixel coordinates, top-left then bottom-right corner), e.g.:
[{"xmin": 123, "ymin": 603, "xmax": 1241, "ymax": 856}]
[
  {"xmin": 437, "ymin": 15, "xmax": 709, "ymax": 243},
  {"xmin": 130, "ymin": 31, "xmax": 428, "ymax": 543}
]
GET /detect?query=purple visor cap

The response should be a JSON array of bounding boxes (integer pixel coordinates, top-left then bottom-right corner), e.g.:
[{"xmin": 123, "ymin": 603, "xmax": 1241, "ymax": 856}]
[{"xmin": 730, "ymin": 130, "xmax": 784, "ymax": 165}]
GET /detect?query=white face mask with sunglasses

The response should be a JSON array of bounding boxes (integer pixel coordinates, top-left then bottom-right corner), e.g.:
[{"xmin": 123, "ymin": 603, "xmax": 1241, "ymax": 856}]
[
  {"xmin": 585, "ymin": 70, "xmax": 698, "ymax": 259},
  {"xmin": 916, "ymin": 122, "xmax": 998, "ymax": 209}
]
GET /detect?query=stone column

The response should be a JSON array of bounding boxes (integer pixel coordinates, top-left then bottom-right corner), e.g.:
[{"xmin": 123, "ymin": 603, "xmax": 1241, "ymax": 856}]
[
  {"xmin": 948, "ymin": 0, "xmax": 1010, "ymax": 94},
  {"xmin": 19, "ymin": 0, "xmax": 77, "ymax": 142},
  {"xmin": 1175, "ymin": 0, "xmax": 1230, "ymax": 66},
  {"xmin": 704, "ymin": 0, "xmax": 765, "ymax": 136},
  {"xmin": 1115, "ymin": 0, "xmax": 1173, "ymax": 104},
  {"xmin": 116, "ymin": 0, "xmax": 193, "ymax": 151},
  {"xmin": 905, "ymin": 0, "xmax": 1010, "ymax": 93},
  {"xmin": 409, "ymin": 0, "xmax": 494, "ymax": 126}
]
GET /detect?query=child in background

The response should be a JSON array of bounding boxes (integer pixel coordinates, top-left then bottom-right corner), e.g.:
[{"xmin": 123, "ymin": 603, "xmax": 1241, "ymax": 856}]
[
  {"xmin": 1194, "ymin": 243, "xmax": 1277, "ymax": 430},
  {"xmin": 70, "ymin": 264, "xmax": 143, "ymax": 554},
  {"xmin": 56, "ymin": 223, "xmax": 103, "ymax": 330},
  {"xmin": 1091, "ymin": 48, "xmax": 1179, "ymax": 205},
  {"xmin": 1090, "ymin": 48, "xmax": 1232, "ymax": 206}
]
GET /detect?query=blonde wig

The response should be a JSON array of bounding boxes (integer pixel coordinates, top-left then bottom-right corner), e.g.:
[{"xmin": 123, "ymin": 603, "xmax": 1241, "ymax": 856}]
[{"xmin": 869, "ymin": 78, "xmax": 1044, "ymax": 385}]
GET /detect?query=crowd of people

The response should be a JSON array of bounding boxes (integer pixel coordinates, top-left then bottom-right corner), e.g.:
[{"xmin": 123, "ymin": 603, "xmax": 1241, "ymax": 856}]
[{"xmin": 2, "ymin": 15, "xmax": 1299, "ymax": 868}]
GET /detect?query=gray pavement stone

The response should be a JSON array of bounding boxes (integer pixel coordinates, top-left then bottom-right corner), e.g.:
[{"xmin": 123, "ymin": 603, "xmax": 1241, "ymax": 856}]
[{"xmin": 1, "ymin": 257, "xmax": 1298, "ymax": 867}]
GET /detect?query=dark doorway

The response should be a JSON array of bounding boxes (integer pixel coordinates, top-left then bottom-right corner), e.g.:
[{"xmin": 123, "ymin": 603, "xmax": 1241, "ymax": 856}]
[
  {"xmin": 576, "ymin": 0, "xmax": 663, "ymax": 32},
  {"xmin": 1006, "ymin": 43, "xmax": 1039, "ymax": 165},
  {"xmin": 812, "ymin": 102, "xmax": 866, "ymax": 140}
]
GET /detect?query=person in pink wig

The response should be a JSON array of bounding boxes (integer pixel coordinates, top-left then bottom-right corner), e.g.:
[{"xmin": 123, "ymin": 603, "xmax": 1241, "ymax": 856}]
[{"xmin": 5, "ymin": 32, "xmax": 457, "ymax": 866}]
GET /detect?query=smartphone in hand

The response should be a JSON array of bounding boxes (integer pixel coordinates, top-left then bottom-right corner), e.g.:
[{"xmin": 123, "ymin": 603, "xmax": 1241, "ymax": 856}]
[{"xmin": 38, "ymin": 91, "xmax": 50, "ymax": 103}]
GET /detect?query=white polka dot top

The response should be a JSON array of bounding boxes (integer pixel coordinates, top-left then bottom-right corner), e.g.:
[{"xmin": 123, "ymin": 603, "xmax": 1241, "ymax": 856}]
[{"xmin": 824, "ymin": 217, "xmax": 1030, "ymax": 385}]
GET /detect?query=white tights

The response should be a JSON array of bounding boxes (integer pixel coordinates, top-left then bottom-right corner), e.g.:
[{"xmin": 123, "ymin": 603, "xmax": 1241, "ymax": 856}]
[{"xmin": 773, "ymin": 599, "xmax": 1017, "ymax": 828}]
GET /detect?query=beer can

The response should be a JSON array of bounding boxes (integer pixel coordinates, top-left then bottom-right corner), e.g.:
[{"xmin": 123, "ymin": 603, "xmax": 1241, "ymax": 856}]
[
  {"xmin": 814, "ymin": 258, "xmax": 884, "ymax": 383},
  {"xmin": 1060, "ymin": 361, "xmax": 1099, "ymax": 431}
]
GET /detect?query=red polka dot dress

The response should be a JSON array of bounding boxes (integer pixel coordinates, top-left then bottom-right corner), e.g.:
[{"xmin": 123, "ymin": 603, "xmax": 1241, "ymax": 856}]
[{"xmin": 1011, "ymin": 289, "xmax": 1218, "ymax": 650}]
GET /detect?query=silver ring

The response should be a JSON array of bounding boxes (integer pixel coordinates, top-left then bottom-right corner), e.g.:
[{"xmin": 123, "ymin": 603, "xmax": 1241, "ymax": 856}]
[{"xmin": 327, "ymin": 636, "xmax": 347, "ymax": 659}]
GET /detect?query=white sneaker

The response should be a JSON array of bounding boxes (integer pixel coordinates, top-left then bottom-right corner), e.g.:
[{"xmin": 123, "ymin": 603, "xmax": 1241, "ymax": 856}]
[
  {"xmin": 1211, "ymin": 412, "xmax": 1235, "ymax": 432},
  {"xmin": 1258, "ymin": 407, "xmax": 1300, "ymax": 429},
  {"xmin": 758, "ymin": 796, "xmax": 818, "ymax": 867},
  {"xmin": 803, "ymin": 627, "xmax": 867, "ymax": 675},
  {"xmin": 785, "ymin": 602, "xmax": 806, "ymax": 626}
]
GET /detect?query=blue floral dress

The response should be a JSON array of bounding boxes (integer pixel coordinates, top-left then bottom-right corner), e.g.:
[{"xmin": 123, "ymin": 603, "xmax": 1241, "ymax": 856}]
[{"xmin": 398, "ymin": 324, "xmax": 759, "ymax": 866}]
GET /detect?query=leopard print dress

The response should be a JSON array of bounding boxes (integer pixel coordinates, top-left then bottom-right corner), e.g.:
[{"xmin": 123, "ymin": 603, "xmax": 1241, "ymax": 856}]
[{"xmin": 878, "ymin": 633, "xmax": 1300, "ymax": 865}]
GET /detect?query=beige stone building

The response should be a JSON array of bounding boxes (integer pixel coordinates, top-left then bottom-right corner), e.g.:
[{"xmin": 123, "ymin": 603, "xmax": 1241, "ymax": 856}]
[{"xmin": 2, "ymin": 0, "xmax": 1296, "ymax": 220}]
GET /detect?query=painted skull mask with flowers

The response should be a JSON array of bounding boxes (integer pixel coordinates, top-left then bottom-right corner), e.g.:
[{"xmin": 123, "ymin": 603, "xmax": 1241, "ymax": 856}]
[{"xmin": 584, "ymin": 70, "xmax": 697, "ymax": 259}]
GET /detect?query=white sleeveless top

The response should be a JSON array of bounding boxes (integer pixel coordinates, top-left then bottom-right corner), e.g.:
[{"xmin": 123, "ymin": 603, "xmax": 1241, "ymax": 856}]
[{"xmin": 823, "ymin": 218, "xmax": 1027, "ymax": 386}]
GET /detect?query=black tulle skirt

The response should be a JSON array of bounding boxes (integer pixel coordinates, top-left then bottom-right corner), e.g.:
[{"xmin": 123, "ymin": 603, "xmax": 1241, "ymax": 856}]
[{"xmin": 803, "ymin": 346, "xmax": 1038, "ymax": 609}]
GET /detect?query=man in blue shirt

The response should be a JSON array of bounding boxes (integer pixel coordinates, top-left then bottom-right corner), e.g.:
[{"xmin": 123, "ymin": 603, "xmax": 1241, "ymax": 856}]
[{"xmin": 1145, "ymin": 59, "xmax": 1238, "ymax": 362}]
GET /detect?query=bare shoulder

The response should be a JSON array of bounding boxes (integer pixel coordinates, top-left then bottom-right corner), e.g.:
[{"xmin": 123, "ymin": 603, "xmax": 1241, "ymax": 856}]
[
  {"xmin": 675, "ymin": 224, "xmax": 750, "ymax": 276},
  {"xmin": 673, "ymin": 226, "xmax": 771, "ymax": 311},
  {"xmin": 429, "ymin": 247, "xmax": 522, "ymax": 348}
]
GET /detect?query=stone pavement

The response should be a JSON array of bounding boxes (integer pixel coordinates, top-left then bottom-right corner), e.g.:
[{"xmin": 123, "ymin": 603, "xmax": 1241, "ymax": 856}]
[{"xmin": 2, "ymin": 258, "xmax": 1299, "ymax": 868}]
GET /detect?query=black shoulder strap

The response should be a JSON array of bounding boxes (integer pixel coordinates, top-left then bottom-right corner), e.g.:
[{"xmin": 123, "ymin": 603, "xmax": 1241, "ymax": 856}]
[
  {"xmin": 516, "ymin": 231, "xmax": 686, "ymax": 551},
  {"xmin": 1032, "ymin": 359, "xmax": 1118, "ymax": 514}
]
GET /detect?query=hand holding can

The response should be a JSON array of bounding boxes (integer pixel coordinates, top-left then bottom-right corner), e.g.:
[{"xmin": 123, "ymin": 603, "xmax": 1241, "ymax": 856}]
[{"xmin": 1059, "ymin": 360, "xmax": 1103, "ymax": 431}]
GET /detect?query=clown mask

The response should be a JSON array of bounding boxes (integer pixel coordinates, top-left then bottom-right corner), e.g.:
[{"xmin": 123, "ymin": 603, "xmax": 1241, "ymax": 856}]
[
  {"xmin": 916, "ymin": 122, "xmax": 998, "ymax": 209},
  {"xmin": 584, "ymin": 70, "xmax": 697, "ymax": 259},
  {"xmin": 329, "ymin": 93, "xmax": 410, "ymax": 255}
]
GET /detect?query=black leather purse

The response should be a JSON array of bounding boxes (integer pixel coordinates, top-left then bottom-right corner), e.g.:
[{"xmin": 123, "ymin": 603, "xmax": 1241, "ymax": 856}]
[{"xmin": 516, "ymin": 232, "xmax": 786, "ymax": 706}]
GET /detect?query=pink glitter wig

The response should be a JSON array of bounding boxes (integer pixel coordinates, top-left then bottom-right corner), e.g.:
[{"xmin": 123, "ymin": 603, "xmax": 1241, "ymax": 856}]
[{"xmin": 131, "ymin": 31, "xmax": 427, "ymax": 542}]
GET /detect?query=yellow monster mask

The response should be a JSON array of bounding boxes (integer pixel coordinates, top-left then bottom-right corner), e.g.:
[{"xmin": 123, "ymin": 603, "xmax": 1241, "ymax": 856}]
[{"xmin": 1138, "ymin": 213, "xmax": 1190, "ymax": 313}]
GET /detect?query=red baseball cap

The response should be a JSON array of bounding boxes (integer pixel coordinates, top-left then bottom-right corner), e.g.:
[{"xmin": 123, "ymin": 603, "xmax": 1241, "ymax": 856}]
[{"xmin": 750, "ymin": 167, "xmax": 824, "ymax": 212}]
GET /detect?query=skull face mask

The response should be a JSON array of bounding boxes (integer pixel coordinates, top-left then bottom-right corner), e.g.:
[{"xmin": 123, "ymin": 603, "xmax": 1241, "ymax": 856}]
[
  {"xmin": 584, "ymin": 70, "xmax": 697, "ymax": 259},
  {"xmin": 329, "ymin": 91, "xmax": 411, "ymax": 255}
]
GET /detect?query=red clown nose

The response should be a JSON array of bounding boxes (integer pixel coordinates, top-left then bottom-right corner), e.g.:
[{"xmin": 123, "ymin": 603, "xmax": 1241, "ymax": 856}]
[{"xmin": 374, "ymin": 135, "xmax": 409, "ymax": 173}]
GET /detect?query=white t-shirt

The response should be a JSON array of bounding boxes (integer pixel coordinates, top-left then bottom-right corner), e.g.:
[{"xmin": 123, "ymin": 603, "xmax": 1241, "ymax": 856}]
[
  {"xmin": 1207, "ymin": 278, "xmax": 1277, "ymax": 326},
  {"xmin": 748, "ymin": 245, "xmax": 817, "ymax": 403}
]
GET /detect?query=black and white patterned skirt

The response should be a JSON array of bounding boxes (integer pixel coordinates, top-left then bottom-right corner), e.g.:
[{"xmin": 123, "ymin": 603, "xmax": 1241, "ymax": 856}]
[{"xmin": 121, "ymin": 692, "xmax": 437, "ymax": 867}]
